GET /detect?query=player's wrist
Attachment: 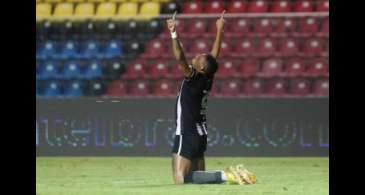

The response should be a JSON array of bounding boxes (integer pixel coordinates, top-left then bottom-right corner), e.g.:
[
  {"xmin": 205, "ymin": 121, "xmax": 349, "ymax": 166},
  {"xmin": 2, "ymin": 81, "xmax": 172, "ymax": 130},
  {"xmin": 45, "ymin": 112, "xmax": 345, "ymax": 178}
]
[{"xmin": 171, "ymin": 31, "xmax": 177, "ymax": 39}]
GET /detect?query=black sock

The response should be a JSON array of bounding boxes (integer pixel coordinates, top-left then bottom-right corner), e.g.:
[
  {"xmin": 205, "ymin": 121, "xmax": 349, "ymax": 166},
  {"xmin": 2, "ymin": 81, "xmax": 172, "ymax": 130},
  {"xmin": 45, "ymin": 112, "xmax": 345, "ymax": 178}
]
[{"xmin": 184, "ymin": 171, "xmax": 225, "ymax": 184}]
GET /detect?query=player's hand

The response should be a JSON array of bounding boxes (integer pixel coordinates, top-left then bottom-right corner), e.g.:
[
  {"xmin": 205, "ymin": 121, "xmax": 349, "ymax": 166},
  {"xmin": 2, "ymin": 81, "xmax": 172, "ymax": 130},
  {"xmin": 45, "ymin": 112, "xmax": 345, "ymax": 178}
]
[
  {"xmin": 166, "ymin": 11, "xmax": 177, "ymax": 33},
  {"xmin": 216, "ymin": 10, "xmax": 226, "ymax": 31}
]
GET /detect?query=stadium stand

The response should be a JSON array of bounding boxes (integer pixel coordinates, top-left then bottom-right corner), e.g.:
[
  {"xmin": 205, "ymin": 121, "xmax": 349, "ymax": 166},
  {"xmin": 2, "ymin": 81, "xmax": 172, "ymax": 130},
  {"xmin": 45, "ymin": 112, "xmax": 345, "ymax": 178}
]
[{"xmin": 36, "ymin": 0, "xmax": 329, "ymax": 97}]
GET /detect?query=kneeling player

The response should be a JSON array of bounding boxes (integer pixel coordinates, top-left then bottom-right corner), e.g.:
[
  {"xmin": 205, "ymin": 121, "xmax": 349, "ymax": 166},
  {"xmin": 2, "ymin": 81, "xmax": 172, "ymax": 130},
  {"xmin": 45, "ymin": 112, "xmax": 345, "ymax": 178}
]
[{"xmin": 167, "ymin": 11, "xmax": 256, "ymax": 185}]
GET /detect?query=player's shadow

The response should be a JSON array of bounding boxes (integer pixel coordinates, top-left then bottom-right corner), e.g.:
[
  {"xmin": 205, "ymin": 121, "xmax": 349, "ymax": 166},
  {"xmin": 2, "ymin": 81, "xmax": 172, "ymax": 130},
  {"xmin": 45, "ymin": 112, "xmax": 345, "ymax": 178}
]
[
  {"xmin": 123, "ymin": 184, "xmax": 176, "ymax": 188},
  {"xmin": 124, "ymin": 183, "xmax": 222, "ymax": 188}
]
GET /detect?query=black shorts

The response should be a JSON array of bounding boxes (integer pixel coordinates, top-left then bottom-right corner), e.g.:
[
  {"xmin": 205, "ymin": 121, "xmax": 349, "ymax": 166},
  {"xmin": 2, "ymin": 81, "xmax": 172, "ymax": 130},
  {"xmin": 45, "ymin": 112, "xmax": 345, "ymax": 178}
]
[{"xmin": 171, "ymin": 134, "xmax": 207, "ymax": 161}]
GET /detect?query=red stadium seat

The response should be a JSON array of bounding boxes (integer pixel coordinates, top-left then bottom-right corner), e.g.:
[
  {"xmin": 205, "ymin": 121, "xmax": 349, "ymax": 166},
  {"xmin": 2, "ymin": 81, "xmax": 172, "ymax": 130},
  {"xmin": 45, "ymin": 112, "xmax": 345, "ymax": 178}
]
[
  {"xmin": 226, "ymin": 18, "xmax": 251, "ymax": 38},
  {"xmin": 123, "ymin": 60, "xmax": 147, "ymax": 79},
  {"xmin": 106, "ymin": 80, "xmax": 127, "ymax": 97},
  {"xmin": 293, "ymin": 0, "xmax": 313, "ymax": 12},
  {"xmin": 266, "ymin": 78, "xmax": 288, "ymax": 96},
  {"xmin": 316, "ymin": 0, "xmax": 329, "ymax": 12},
  {"xmin": 186, "ymin": 19, "xmax": 207, "ymax": 38},
  {"xmin": 220, "ymin": 79, "xmax": 241, "ymax": 96},
  {"xmin": 284, "ymin": 58, "xmax": 306, "ymax": 77},
  {"xmin": 271, "ymin": 0, "xmax": 292, "ymax": 12},
  {"xmin": 243, "ymin": 79, "xmax": 264, "ymax": 96},
  {"xmin": 306, "ymin": 58, "xmax": 328, "ymax": 77},
  {"xmin": 254, "ymin": 18, "xmax": 273, "ymax": 36},
  {"xmin": 171, "ymin": 64, "xmax": 184, "ymax": 79},
  {"xmin": 210, "ymin": 79, "xmax": 221, "ymax": 97},
  {"xmin": 183, "ymin": 1, "xmax": 203, "ymax": 14},
  {"xmin": 205, "ymin": 19, "xmax": 221, "ymax": 38},
  {"xmin": 255, "ymin": 38, "xmax": 277, "ymax": 57},
  {"xmin": 173, "ymin": 38, "xmax": 190, "ymax": 52},
  {"xmin": 302, "ymin": 38, "xmax": 324, "ymax": 57},
  {"xmin": 298, "ymin": 17, "xmax": 319, "ymax": 36},
  {"xmin": 278, "ymin": 38, "xmax": 299, "ymax": 57},
  {"xmin": 142, "ymin": 39, "xmax": 166, "ymax": 59},
  {"xmin": 313, "ymin": 78, "xmax": 329, "ymax": 96},
  {"xmin": 172, "ymin": 79, "xmax": 181, "ymax": 95},
  {"xmin": 289, "ymin": 78, "xmax": 311, "ymax": 96},
  {"xmin": 323, "ymin": 38, "xmax": 329, "ymax": 56},
  {"xmin": 217, "ymin": 40, "xmax": 232, "ymax": 57},
  {"xmin": 152, "ymin": 79, "xmax": 174, "ymax": 96},
  {"xmin": 227, "ymin": 0, "xmax": 247, "ymax": 13},
  {"xmin": 149, "ymin": 60, "xmax": 170, "ymax": 78},
  {"xmin": 272, "ymin": 18, "xmax": 297, "ymax": 37},
  {"xmin": 248, "ymin": 0, "xmax": 269, "ymax": 13},
  {"xmin": 204, "ymin": 0, "xmax": 225, "ymax": 13},
  {"xmin": 258, "ymin": 58, "xmax": 283, "ymax": 77},
  {"xmin": 187, "ymin": 39, "xmax": 210, "ymax": 57},
  {"xmin": 129, "ymin": 80, "xmax": 150, "ymax": 96},
  {"xmin": 233, "ymin": 39, "xmax": 254, "ymax": 57},
  {"xmin": 318, "ymin": 17, "xmax": 329, "ymax": 37},
  {"xmin": 216, "ymin": 59, "xmax": 237, "ymax": 78},
  {"xmin": 239, "ymin": 58, "xmax": 259, "ymax": 78}
]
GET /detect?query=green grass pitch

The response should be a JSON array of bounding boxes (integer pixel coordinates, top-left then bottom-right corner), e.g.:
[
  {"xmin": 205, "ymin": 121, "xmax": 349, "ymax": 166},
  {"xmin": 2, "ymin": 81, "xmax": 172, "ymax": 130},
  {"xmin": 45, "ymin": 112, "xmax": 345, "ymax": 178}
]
[{"xmin": 36, "ymin": 157, "xmax": 328, "ymax": 195}]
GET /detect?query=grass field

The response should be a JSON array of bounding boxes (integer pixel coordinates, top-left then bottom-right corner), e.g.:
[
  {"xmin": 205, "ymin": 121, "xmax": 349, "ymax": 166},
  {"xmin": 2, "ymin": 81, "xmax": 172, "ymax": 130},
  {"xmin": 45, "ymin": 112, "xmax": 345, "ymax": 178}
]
[{"xmin": 36, "ymin": 157, "xmax": 328, "ymax": 195}]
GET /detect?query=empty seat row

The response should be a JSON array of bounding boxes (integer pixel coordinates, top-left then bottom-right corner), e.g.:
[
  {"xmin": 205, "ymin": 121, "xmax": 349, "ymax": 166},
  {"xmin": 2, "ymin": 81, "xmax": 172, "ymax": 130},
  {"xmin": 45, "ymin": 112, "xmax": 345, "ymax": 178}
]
[
  {"xmin": 181, "ymin": 0, "xmax": 329, "ymax": 14},
  {"xmin": 37, "ymin": 60, "xmax": 125, "ymax": 80},
  {"xmin": 123, "ymin": 57, "xmax": 328, "ymax": 79},
  {"xmin": 37, "ymin": 80, "xmax": 107, "ymax": 97},
  {"xmin": 36, "ymin": 2, "xmax": 160, "ymax": 18},
  {"xmin": 142, "ymin": 37, "xmax": 328, "ymax": 59},
  {"xmin": 159, "ymin": 17, "xmax": 329, "ymax": 39},
  {"xmin": 37, "ymin": 77, "xmax": 329, "ymax": 97},
  {"xmin": 37, "ymin": 0, "xmax": 169, "ymax": 2},
  {"xmin": 36, "ymin": 19, "xmax": 164, "ymax": 41},
  {"xmin": 36, "ymin": 40, "xmax": 144, "ymax": 59},
  {"xmin": 104, "ymin": 77, "xmax": 329, "ymax": 97}
]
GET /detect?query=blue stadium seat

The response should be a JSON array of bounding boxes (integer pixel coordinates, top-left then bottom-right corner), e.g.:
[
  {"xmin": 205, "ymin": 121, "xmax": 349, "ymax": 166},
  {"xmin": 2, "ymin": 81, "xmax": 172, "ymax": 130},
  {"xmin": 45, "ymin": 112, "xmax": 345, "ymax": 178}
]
[
  {"xmin": 83, "ymin": 61, "xmax": 102, "ymax": 79},
  {"xmin": 64, "ymin": 80, "xmax": 84, "ymax": 97},
  {"xmin": 38, "ymin": 61, "xmax": 61, "ymax": 80},
  {"xmin": 80, "ymin": 40, "xmax": 100, "ymax": 59},
  {"xmin": 43, "ymin": 81, "xmax": 62, "ymax": 97},
  {"xmin": 37, "ymin": 41, "xmax": 57, "ymax": 60},
  {"xmin": 103, "ymin": 40, "xmax": 123, "ymax": 59},
  {"xmin": 57, "ymin": 40, "xmax": 79, "ymax": 59},
  {"xmin": 62, "ymin": 61, "xmax": 82, "ymax": 79}
]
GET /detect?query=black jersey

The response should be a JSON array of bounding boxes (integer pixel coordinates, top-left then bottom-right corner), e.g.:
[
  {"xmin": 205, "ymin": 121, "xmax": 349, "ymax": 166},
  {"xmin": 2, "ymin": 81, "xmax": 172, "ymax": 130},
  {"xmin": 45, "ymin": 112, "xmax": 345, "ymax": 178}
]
[{"xmin": 175, "ymin": 66, "xmax": 214, "ymax": 136}]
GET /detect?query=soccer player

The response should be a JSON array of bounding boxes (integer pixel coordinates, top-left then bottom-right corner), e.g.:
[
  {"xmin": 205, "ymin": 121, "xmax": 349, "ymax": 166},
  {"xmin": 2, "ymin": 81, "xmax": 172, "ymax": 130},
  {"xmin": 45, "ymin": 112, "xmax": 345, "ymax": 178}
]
[{"xmin": 167, "ymin": 11, "xmax": 256, "ymax": 185}]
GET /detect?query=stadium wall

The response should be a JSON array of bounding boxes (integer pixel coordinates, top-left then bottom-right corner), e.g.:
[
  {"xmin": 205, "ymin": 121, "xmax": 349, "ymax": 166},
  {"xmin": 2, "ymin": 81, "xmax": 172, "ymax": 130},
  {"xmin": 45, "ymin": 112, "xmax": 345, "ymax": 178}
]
[{"xmin": 36, "ymin": 98, "xmax": 328, "ymax": 156}]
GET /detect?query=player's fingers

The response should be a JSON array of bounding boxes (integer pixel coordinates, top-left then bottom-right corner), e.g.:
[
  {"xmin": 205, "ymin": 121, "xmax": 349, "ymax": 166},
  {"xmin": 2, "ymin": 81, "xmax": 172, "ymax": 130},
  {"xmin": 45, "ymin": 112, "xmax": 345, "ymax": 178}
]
[
  {"xmin": 172, "ymin": 11, "xmax": 177, "ymax": 20},
  {"xmin": 220, "ymin": 10, "xmax": 226, "ymax": 19}
]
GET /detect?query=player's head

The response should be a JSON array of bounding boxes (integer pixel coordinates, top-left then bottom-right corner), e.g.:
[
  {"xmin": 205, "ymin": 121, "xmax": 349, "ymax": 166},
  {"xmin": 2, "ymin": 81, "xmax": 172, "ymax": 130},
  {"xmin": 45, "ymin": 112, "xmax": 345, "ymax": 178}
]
[{"xmin": 192, "ymin": 53, "xmax": 218, "ymax": 78}]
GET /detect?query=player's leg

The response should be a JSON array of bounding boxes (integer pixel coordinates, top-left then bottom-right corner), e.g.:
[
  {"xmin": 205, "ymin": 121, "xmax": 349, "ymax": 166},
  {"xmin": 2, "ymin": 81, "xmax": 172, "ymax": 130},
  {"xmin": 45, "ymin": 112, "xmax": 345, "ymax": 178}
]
[
  {"xmin": 172, "ymin": 153, "xmax": 192, "ymax": 184},
  {"xmin": 184, "ymin": 136, "xmax": 226, "ymax": 184},
  {"xmin": 192, "ymin": 156, "xmax": 205, "ymax": 171},
  {"xmin": 171, "ymin": 134, "xmax": 194, "ymax": 184}
]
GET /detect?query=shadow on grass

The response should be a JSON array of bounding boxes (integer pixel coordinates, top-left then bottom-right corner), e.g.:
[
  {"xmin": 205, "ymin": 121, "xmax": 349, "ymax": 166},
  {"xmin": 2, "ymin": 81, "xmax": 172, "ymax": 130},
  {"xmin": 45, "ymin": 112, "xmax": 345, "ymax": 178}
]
[{"xmin": 123, "ymin": 183, "xmax": 225, "ymax": 189}]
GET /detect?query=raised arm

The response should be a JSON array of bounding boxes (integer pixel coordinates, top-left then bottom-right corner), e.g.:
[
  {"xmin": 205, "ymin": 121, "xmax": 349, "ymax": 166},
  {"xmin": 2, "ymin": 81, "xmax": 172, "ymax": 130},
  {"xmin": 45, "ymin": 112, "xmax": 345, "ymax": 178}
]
[
  {"xmin": 210, "ymin": 10, "xmax": 226, "ymax": 59},
  {"xmin": 167, "ymin": 11, "xmax": 192, "ymax": 77}
]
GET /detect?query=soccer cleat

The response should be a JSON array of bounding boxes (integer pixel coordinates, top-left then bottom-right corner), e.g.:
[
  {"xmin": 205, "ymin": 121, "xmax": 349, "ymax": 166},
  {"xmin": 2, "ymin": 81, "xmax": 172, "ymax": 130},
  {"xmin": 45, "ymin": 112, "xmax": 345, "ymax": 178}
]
[
  {"xmin": 224, "ymin": 166, "xmax": 244, "ymax": 185},
  {"xmin": 235, "ymin": 164, "xmax": 257, "ymax": 184},
  {"xmin": 224, "ymin": 164, "xmax": 257, "ymax": 185}
]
